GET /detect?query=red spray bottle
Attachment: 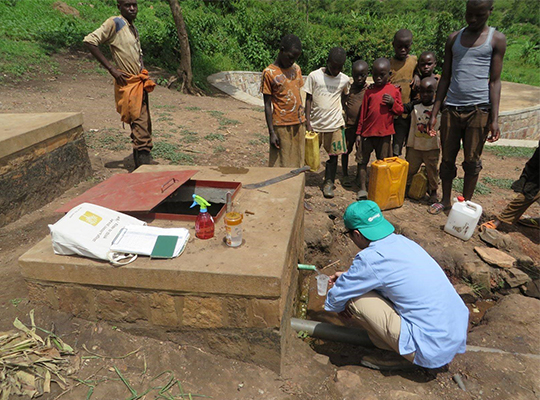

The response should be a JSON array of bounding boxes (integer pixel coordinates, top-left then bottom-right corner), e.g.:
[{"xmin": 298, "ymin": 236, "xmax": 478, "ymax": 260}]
[{"xmin": 190, "ymin": 194, "xmax": 214, "ymax": 239}]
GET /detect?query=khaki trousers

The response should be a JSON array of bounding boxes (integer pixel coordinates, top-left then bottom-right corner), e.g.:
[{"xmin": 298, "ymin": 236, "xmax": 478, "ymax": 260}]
[
  {"xmin": 406, "ymin": 147, "xmax": 440, "ymax": 192},
  {"xmin": 130, "ymin": 92, "xmax": 153, "ymax": 151},
  {"xmin": 269, "ymin": 124, "xmax": 306, "ymax": 168},
  {"xmin": 498, "ymin": 192, "xmax": 540, "ymax": 224},
  {"xmin": 349, "ymin": 291, "xmax": 415, "ymax": 362}
]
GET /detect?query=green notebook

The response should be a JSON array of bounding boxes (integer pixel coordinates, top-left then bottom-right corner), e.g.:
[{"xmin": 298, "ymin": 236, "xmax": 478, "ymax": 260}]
[{"xmin": 150, "ymin": 235, "xmax": 178, "ymax": 259}]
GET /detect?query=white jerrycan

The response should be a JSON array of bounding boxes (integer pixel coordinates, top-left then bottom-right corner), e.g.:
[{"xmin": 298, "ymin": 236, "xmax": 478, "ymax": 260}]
[{"xmin": 444, "ymin": 196, "xmax": 483, "ymax": 241}]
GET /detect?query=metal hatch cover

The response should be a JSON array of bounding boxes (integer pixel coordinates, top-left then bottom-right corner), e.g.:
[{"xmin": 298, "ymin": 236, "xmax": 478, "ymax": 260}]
[{"xmin": 55, "ymin": 171, "xmax": 198, "ymax": 213}]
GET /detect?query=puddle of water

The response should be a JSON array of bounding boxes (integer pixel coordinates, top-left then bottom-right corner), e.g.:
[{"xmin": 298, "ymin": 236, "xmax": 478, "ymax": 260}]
[
  {"xmin": 468, "ymin": 299, "xmax": 496, "ymax": 327},
  {"xmin": 212, "ymin": 166, "xmax": 249, "ymax": 174}
]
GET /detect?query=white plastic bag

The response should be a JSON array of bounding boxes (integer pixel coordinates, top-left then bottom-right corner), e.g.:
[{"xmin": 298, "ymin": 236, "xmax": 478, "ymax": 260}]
[{"xmin": 49, "ymin": 203, "xmax": 146, "ymax": 261}]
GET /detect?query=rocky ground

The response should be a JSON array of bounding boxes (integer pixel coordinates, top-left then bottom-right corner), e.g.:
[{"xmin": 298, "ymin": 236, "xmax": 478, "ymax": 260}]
[{"xmin": 0, "ymin": 53, "xmax": 539, "ymax": 399}]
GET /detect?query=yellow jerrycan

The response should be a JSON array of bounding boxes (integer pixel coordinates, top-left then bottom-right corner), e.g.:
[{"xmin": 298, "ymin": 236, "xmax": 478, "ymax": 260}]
[
  {"xmin": 368, "ymin": 157, "xmax": 409, "ymax": 210},
  {"xmin": 408, "ymin": 166, "xmax": 428, "ymax": 200},
  {"xmin": 305, "ymin": 131, "xmax": 320, "ymax": 172}
]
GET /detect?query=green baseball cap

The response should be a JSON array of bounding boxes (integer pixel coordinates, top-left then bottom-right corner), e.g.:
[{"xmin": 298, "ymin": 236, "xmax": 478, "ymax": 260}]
[{"xmin": 343, "ymin": 200, "xmax": 394, "ymax": 241}]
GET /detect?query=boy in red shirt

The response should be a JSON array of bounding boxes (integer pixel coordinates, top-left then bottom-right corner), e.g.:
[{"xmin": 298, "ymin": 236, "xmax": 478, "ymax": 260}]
[{"xmin": 355, "ymin": 58, "xmax": 404, "ymax": 199}]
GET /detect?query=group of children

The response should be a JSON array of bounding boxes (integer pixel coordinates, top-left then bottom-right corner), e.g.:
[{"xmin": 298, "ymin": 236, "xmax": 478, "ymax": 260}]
[
  {"xmin": 263, "ymin": 0, "xmax": 505, "ymax": 212},
  {"xmin": 262, "ymin": 29, "xmax": 442, "ymax": 201}
]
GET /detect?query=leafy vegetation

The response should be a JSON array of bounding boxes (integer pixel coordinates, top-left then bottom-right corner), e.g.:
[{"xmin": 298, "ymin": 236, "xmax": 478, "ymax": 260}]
[
  {"xmin": 151, "ymin": 141, "xmax": 195, "ymax": 164},
  {"xmin": 484, "ymin": 145, "xmax": 536, "ymax": 159},
  {"xmin": 481, "ymin": 176, "xmax": 514, "ymax": 189},
  {"xmin": 0, "ymin": 0, "xmax": 538, "ymax": 89},
  {"xmin": 452, "ymin": 178, "xmax": 492, "ymax": 195}
]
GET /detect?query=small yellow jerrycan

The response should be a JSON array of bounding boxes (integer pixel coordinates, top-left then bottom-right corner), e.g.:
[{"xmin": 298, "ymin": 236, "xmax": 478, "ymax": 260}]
[
  {"xmin": 305, "ymin": 131, "xmax": 320, "ymax": 172},
  {"xmin": 408, "ymin": 166, "xmax": 428, "ymax": 200},
  {"xmin": 368, "ymin": 157, "xmax": 409, "ymax": 211}
]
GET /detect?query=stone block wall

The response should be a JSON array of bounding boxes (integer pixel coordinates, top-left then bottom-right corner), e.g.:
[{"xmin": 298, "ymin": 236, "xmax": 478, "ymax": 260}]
[
  {"xmin": 0, "ymin": 125, "xmax": 92, "ymax": 227},
  {"xmin": 27, "ymin": 282, "xmax": 283, "ymax": 330},
  {"xmin": 223, "ymin": 71, "xmax": 263, "ymax": 99},
  {"xmin": 499, "ymin": 106, "xmax": 540, "ymax": 140},
  {"xmin": 27, "ymin": 281, "xmax": 285, "ymax": 371}
]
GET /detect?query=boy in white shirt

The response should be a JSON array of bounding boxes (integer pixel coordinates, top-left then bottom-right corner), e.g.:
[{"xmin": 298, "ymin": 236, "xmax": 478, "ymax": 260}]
[{"xmin": 304, "ymin": 47, "xmax": 350, "ymax": 198}]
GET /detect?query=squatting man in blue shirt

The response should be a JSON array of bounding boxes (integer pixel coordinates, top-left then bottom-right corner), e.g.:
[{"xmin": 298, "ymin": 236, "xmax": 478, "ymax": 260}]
[{"xmin": 325, "ymin": 200, "xmax": 469, "ymax": 370}]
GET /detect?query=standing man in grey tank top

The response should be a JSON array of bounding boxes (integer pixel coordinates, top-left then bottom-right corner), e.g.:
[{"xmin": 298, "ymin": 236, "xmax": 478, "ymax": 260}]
[{"xmin": 427, "ymin": 0, "xmax": 506, "ymax": 214}]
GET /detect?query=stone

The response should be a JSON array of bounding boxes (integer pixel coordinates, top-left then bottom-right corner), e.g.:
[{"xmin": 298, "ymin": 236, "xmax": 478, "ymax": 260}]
[
  {"xmin": 150, "ymin": 293, "xmax": 179, "ymax": 327},
  {"xmin": 502, "ymin": 268, "xmax": 532, "ymax": 288},
  {"xmin": 57, "ymin": 286, "xmax": 95, "ymax": 320},
  {"xmin": 27, "ymin": 282, "xmax": 58, "ymax": 309},
  {"xmin": 460, "ymin": 261, "xmax": 492, "ymax": 294},
  {"xmin": 313, "ymin": 353, "xmax": 329, "ymax": 365},
  {"xmin": 454, "ymin": 283, "xmax": 478, "ymax": 303},
  {"xmin": 524, "ymin": 279, "xmax": 540, "ymax": 299},
  {"xmin": 335, "ymin": 370, "xmax": 363, "ymax": 398},
  {"xmin": 183, "ymin": 297, "xmax": 224, "ymax": 328},
  {"xmin": 249, "ymin": 299, "xmax": 281, "ymax": 328},
  {"xmin": 474, "ymin": 247, "xmax": 516, "ymax": 268},
  {"xmin": 516, "ymin": 256, "xmax": 540, "ymax": 279},
  {"xmin": 224, "ymin": 297, "xmax": 249, "ymax": 328},
  {"xmin": 96, "ymin": 290, "xmax": 149, "ymax": 323}
]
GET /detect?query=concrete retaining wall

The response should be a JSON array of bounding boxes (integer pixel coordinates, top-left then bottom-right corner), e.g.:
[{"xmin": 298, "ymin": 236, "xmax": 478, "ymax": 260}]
[
  {"xmin": 0, "ymin": 113, "xmax": 92, "ymax": 227},
  {"xmin": 499, "ymin": 106, "xmax": 540, "ymax": 141}
]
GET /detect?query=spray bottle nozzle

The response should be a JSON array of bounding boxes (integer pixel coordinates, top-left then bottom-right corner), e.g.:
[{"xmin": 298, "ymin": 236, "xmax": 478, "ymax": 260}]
[{"xmin": 190, "ymin": 194, "xmax": 211, "ymax": 212}]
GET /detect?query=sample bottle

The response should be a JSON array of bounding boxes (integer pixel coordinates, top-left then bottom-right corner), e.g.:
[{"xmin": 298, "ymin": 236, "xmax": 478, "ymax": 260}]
[
  {"xmin": 190, "ymin": 195, "xmax": 214, "ymax": 239},
  {"xmin": 224, "ymin": 212, "xmax": 243, "ymax": 247}
]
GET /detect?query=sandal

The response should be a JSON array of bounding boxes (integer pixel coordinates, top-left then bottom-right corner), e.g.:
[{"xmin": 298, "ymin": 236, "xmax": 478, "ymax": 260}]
[
  {"xmin": 342, "ymin": 175, "xmax": 353, "ymax": 188},
  {"xmin": 428, "ymin": 202, "xmax": 449, "ymax": 215},
  {"xmin": 517, "ymin": 217, "xmax": 540, "ymax": 229},
  {"xmin": 479, "ymin": 220, "xmax": 498, "ymax": 231}
]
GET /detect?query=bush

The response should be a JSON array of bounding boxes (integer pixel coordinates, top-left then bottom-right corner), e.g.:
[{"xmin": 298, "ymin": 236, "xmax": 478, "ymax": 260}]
[{"xmin": 0, "ymin": 0, "xmax": 539, "ymax": 87}]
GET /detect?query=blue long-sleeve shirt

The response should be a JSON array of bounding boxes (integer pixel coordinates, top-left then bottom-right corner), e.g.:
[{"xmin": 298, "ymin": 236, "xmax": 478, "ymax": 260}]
[{"xmin": 325, "ymin": 233, "xmax": 469, "ymax": 368}]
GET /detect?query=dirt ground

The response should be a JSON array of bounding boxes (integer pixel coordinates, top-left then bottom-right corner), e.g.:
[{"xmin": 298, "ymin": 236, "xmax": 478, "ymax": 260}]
[{"xmin": 1, "ymin": 53, "xmax": 539, "ymax": 400}]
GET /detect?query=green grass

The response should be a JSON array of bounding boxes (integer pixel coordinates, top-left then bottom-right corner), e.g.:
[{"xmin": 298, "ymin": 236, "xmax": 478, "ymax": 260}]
[
  {"xmin": 207, "ymin": 110, "xmax": 224, "ymax": 118},
  {"xmin": 248, "ymin": 133, "xmax": 269, "ymax": 146},
  {"xmin": 206, "ymin": 110, "xmax": 240, "ymax": 130},
  {"xmin": 452, "ymin": 178, "xmax": 492, "ymax": 195},
  {"xmin": 1, "ymin": 0, "xmax": 538, "ymax": 90},
  {"xmin": 501, "ymin": 36, "xmax": 540, "ymax": 86},
  {"xmin": 204, "ymin": 133, "xmax": 225, "ymax": 142},
  {"xmin": 484, "ymin": 146, "xmax": 535, "ymax": 159},
  {"xmin": 185, "ymin": 106, "xmax": 201, "ymax": 111},
  {"xmin": 154, "ymin": 104, "xmax": 177, "ymax": 110},
  {"xmin": 213, "ymin": 144, "xmax": 226, "ymax": 153},
  {"xmin": 85, "ymin": 129, "xmax": 129, "ymax": 151},
  {"xmin": 481, "ymin": 176, "xmax": 515, "ymax": 189},
  {"xmin": 151, "ymin": 142, "xmax": 194, "ymax": 165}
]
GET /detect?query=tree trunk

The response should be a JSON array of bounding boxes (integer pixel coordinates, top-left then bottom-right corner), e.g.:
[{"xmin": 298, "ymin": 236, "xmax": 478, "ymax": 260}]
[{"xmin": 167, "ymin": 0, "xmax": 203, "ymax": 95}]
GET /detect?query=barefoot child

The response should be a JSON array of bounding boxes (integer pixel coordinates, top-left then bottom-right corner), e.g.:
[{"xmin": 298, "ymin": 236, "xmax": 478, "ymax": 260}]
[
  {"xmin": 304, "ymin": 47, "xmax": 350, "ymax": 198},
  {"xmin": 342, "ymin": 60, "xmax": 368, "ymax": 187},
  {"xmin": 356, "ymin": 58, "xmax": 404, "ymax": 200},
  {"xmin": 405, "ymin": 77, "xmax": 441, "ymax": 203},
  {"xmin": 390, "ymin": 29, "xmax": 417, "ymax": 157},
  {"xmin": 428, "ymin": 0, "xmax": 506, "ymax": 215},
  {"xmin": 261, "ymin": 34, "xmax": 306, "ymax": 167},
  {"xmin": 411, "ymin": 51, "xmax": 440, "ymax": 100}
]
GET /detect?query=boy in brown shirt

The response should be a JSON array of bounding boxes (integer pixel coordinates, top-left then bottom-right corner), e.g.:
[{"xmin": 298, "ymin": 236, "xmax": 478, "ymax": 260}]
[
  {"xmin": 390, "ymin": 29, "xmax": 417, "ymax": 157},
  {"xmin": 343, "ymin": 60, "xmax": 368, "ymax": 187},
  {"xmin": 261, "ymin": 34, "xmax": 306, "ymax": 168}
]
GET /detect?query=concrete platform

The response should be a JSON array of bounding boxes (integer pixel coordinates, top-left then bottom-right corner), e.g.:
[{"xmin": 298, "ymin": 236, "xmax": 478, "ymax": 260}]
[
  {"xmin": 19, "ymin": 165, "xmax": 305, "ymax": 373},
  {"xmin": 0, "ymin": 113, "xmax": 92, "ymax": 227}
]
